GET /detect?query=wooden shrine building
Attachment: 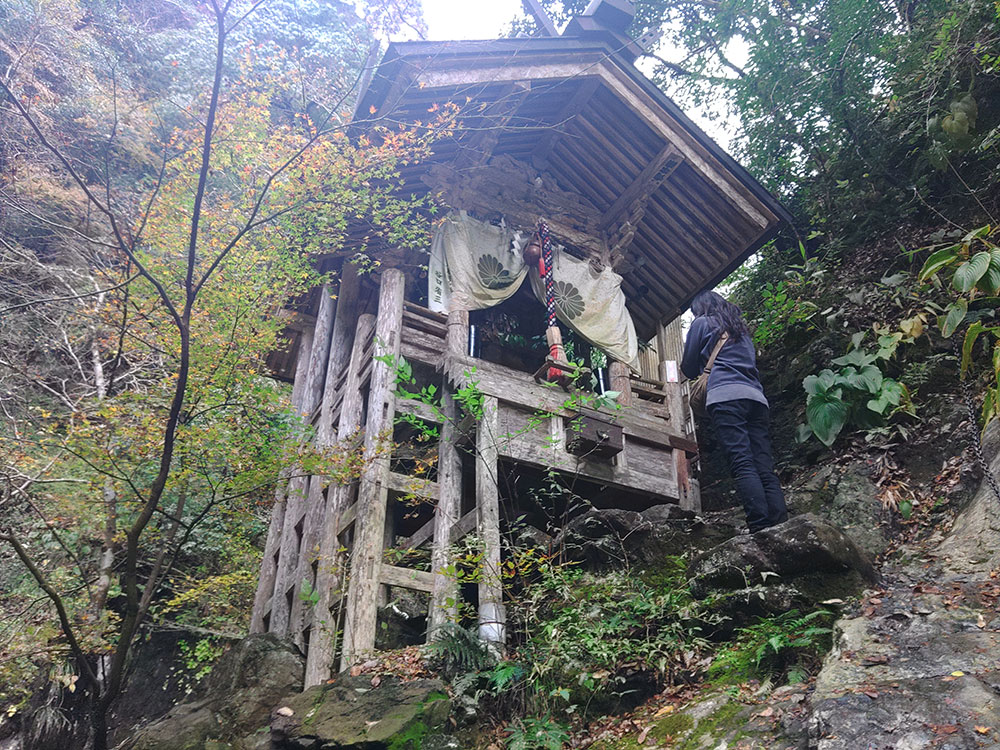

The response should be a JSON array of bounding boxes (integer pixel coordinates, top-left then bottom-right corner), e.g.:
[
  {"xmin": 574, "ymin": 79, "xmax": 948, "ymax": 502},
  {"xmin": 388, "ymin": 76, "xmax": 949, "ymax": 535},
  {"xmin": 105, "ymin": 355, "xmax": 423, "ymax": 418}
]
[{"xmin": 250, "ymin": 0, "xmax": 791, "ymax": 686}]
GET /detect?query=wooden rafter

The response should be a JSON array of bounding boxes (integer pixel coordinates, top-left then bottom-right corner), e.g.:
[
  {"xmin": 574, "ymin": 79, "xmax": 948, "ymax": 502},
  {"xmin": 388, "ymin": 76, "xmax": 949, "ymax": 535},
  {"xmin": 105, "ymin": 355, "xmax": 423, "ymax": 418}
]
[
  {"xmin": 452, "ymin": 81, "xmax": 532, "ymax": 171},
  {"xmin": 530, "ymin": 77, "xmax": 601, "ymax": 170}
]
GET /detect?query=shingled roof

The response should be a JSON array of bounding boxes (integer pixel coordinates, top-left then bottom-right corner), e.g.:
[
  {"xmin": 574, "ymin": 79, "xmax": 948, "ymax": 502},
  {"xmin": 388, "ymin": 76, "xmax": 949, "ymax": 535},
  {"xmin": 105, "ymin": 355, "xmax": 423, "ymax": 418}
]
[{"xmin": 353, "ymin": 28, "xmax": 791, "ymax": 337}]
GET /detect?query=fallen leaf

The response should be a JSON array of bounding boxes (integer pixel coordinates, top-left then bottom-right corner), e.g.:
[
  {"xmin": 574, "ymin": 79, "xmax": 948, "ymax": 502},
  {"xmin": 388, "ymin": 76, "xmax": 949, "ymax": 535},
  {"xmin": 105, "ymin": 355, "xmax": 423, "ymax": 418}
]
[
  {"xmin": 349, "ymin": 665, "xmax": 362, "ymax": 677},
  {"xmin": 869, "ymin": 598, "xmax": 883, "ymax": 605},
  {"xmin": 975, "ymin": 726, "xmax": 991, "ymax": 735},
  {"xmin": 371, "ymin": 675, "xmax": 382, "ymax": 687},
  {"xmin": 951, "ymin": 670, "xmax": 965, "ymax": 677},
  {"xmin": 637, "ymin": 726, "xmax": 652, "ymax": 744},
  {"xmin": 757, "ymin": 707, "xmax": 774, "ymax": 718},
  {"xmin": 931, "ymin": 724, "xmax": 959, "ymax": 735},
  {"xmin": 863, "ymin": 691, "xmax": 879, "ymax": 699},
  {"xmin": 977, "ymin": 614, "xmax": 986, "ymax": 628},
  {"xmin": 276, "ymin": 707, "xmax": 294, "ymax": 717},
  {"xmin": 653, "ymin": 705, "xmax": 676, "ymax": 718}
]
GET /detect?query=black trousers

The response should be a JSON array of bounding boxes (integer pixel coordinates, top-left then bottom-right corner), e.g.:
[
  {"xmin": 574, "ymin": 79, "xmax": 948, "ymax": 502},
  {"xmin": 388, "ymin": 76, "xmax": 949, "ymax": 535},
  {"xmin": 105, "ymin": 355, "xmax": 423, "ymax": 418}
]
[{"xmin": 708, "ymin": 398, "xmax": 788, "ymax": 532}]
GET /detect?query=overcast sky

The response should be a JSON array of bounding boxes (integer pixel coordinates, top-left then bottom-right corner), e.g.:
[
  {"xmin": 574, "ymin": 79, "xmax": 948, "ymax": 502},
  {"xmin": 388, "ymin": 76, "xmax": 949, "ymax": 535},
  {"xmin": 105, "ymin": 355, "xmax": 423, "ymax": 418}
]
[{"xmin": 421, "ymin": 0, "xmax": 523, "ymax": 40}]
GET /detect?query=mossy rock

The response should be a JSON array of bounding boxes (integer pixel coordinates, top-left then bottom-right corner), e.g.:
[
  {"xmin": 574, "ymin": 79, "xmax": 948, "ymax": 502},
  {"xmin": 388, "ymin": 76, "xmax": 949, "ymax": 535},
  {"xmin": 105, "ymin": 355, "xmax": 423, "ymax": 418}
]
[{"xmin": 270, "ymin": 675, "xmax": 450, "ymax": 749}]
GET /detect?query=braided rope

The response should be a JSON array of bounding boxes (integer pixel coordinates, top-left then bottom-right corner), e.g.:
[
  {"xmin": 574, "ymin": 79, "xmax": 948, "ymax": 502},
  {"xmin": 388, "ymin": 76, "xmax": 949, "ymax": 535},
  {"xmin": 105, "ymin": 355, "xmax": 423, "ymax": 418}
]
[
  {"xmin": 954, "ymin": 329, "xmax": 1000, "ymax": 503},
  {"xmin": 538, "ymin": 220, "xmax": 556, "ymax": 328}
]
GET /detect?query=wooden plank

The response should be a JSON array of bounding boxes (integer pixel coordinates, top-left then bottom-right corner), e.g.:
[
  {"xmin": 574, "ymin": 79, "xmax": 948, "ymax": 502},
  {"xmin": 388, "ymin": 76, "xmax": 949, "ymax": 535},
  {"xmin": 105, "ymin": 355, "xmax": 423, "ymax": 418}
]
[
  {"xmin": 476, "ymin": 395, "xmax": 505, "ymax": 645},
  {"xmin": 337, "ymin": 502, "xmax": 358, "ymax": 534},
  {"xmin": 341, "ymin": 268, "xmax": 405, "ymax": 668},
  {"xmin": 429, "ymin": 310, "xmax": 467, "ymax": 635},
  {"xmin": 498, "ymin": 423, "xmax": 679, "ymax": 502},
  {"xmin": 379, "ymin": 564, "xmax": 436, "ymax": 593},
  {"xmin": 403, "ymin": 508, "xmax": 476, "ymax": 551},
  {"xmin": 402, "ymin": 308, "xmax": 447, "ymax": 338},
  {"xmin": 397, "ymin": 397, "xmax": 443, "ymax": 424},
  {"xmin": 387, "ymin": 472, "xmax": 440, "ymax": 500},
  {"xmin": 531, "ymin": 77, "xmax": 600, "ymax": 169},
  {"xmin": 403, "ymin": 301, "xmax": 447, "ymax": 323}
]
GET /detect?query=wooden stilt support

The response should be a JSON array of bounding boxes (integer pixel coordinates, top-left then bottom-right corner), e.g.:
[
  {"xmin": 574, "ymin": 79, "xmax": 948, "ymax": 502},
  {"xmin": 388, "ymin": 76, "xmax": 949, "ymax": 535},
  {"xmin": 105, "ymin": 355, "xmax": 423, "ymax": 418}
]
[
  {"xmin": 428, "ymin": 310, "xmax": 468, "ymax": 636},
  {"xmin": 476, "ymin": 395, "xmax": 505, "ymax": 645},
  {"xmin": 341, "ymin": 268, "xmax": 405, "ymax": 668},
  {"xmin": 256, "ymin": 326, "xmax": 315, "ymax": 635},
  {"xmin": 289, "ymin": 269, "xmax": 359, "ymax": 648},
  {"xmin": 305, "ymin": 312, "xmax": 375, "ymax": 686}
]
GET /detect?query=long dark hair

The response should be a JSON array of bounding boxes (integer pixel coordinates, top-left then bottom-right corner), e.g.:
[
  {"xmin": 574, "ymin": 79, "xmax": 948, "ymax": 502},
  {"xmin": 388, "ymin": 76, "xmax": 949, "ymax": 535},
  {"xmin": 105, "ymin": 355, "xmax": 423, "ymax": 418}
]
[{"xmin": 690, "ymin": 290, "xmax": 749, "ymax": 342}]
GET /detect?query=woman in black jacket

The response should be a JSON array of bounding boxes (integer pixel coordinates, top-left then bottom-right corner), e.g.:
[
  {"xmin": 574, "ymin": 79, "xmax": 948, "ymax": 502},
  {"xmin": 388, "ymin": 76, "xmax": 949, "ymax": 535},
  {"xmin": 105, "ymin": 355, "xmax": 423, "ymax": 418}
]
[{"xmin": 681, "ymin": 290, "xmax": 788, "ymax": 532}]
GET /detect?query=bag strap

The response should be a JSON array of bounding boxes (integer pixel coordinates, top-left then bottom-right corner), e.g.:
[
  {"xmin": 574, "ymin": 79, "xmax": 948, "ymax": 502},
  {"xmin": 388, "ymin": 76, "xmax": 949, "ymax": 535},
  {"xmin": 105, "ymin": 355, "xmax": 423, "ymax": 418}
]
[{"xmin": 702, "ymin": 332, "xmax": 729, "ymax": 375}]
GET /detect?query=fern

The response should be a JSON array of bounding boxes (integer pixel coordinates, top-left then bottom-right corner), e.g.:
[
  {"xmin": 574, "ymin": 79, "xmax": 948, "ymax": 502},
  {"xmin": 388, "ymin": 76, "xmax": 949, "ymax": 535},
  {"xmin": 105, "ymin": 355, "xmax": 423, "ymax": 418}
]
[
  {"xmin": 709, "ymin": 609, "xmax": 834, "ymax": 684},
  {"xmin": 426, "ymin": 623, "xmax": 495, "ymax": 676}
]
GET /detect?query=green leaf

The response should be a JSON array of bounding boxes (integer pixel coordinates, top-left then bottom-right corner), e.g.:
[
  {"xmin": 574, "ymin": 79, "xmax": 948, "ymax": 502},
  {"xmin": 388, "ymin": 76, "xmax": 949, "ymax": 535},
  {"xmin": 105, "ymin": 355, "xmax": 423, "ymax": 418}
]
[
  {"xmin": 858, "ymin": 365, "xmax": 884, "ymax": 394},
  {"xmin": 979, "ymin": 250, "xmax": 1000, "ymax": 294},
  {"xmin": 803, "ymin": 369, "xmax": 838, "ymax": 395},
  {"xmin": 806, "ymin": 390, "xmax": 848, "ymax": 446},
  {"xmin": 961, "ymin": 224, "xmax": 990, "ymax": 243},
  {"xmin": 952, "ymin": 251, "xmax": 991, "ymax": 292},
  {"xmin": 918, "ymin": 244, "xmax": 959, "ymax": 281},
  {"xmin": 941, "ymin": 298, "xmax": 968, "ymax": 338},
  {"xmin": 831, "ymin": 349, "xmax": 875, "ymax": 367},
  {"xmin": 961, "ymin": 322, "xmax": 986, "ymax": 376}
]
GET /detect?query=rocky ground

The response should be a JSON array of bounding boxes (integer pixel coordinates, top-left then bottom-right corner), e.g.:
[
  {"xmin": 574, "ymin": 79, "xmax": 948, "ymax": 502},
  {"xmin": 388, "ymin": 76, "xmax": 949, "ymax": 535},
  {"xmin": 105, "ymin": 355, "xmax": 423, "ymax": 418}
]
[{"xmin": 9, "ymin": 427, "xmax": 998, "ymax": 750}]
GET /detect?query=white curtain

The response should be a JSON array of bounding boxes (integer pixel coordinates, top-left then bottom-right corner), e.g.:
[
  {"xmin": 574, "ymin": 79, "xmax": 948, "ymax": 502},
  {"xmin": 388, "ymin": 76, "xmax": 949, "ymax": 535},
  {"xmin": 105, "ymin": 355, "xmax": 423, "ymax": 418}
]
[
  {"xmin": 428, "ymin": 211, "xmax": 639, "ymax": 369},
  {"xmin": 428, "ymin": 211, "xmax": 527, "ymax": 313},
  {"xmin": 527, "ymin": 246, "xmax": 639, "ymax": 370}
]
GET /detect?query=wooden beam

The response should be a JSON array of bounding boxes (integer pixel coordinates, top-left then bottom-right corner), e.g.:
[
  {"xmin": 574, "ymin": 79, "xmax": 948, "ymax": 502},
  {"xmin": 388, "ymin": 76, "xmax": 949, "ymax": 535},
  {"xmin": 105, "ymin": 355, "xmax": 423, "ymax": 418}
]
[
  {"xmin": 531, "ymin": 77, "xmax": 600, "ymax": 170},
  {"xmin": 600, "ymin": 144, "xmax": 682, "ymax": 231},
  {"xmin": 379, "ymin": 563, "xmax": 436, "ymax": 593},
  {"xmin": 522, "ymin": 0, "xmax": 558, "ymax": 35},
  {"xmin": 476, "ymin": 395, "xmax": 505, "ymax": 645},
  {"xmin": 386, "ymin": 472, "xmax": 440, "ymax": 500},
  {"xmin": 337, "ymin": 501, "xmax": 358, "ymax": 535},
  {"xmin": 453, "ymin": 82, "xmax": 533, "ymax": 171},
  {"xmin": 609, "ymin": 360, "xmax": 634, "ymax": 408},
  {"xmin": 396, "ymin": 397, "xmax": 443, "ymax": 424},
  {"xmin": 341, "ymin": 268, "xmax": 405, "ymax": 668},
  {"xmin": 403, "ymin": 508, "xmax": 477, "ymax": 551}
]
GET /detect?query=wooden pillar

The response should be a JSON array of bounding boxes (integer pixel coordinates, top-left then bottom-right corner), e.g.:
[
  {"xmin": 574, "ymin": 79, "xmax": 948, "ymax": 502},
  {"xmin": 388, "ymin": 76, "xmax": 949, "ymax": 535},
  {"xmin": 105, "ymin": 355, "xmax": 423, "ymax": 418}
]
[
  {"xmin": 609, "ymin": 360, "xmax": 634, "ymax": 407},
  {"xmin": 476, "ymin": 395, "xmax": 505, "ymax": 645},
  {"xmin": 341, "ymin": 268, "xmax": 405, "ymax": 667},
  {"xmin": 659, "ymin": 318, "xmax": 701, "ymax": 513},
  {"xmin": 428, "ymin": 310, "xmax": 468, "ymax": 636},
  {"xmin": 252, "ymin": 326, "xmax": 314, "ymax": 635},
  {"xmin": 289, "ymin": 269, "xmax": 360, "ymax": 646},
  {"xmin": 304, "ymin": 312, "xmax": 375, "ymax": 687},
  {"xmin": 303, "ymin": 283, "xmax": 338, "ymax": 417}
]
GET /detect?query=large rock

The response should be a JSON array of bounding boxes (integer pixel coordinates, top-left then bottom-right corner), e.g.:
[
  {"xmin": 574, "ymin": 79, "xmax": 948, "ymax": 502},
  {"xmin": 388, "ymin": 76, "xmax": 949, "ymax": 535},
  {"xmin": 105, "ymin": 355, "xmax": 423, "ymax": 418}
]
[
  {"xmin": 129, "ymin": 634, "xmax": 304, "ymax": 750},
  {"xmin": 785, "ymin": 462, "xmax": 891, "ymax": 559},
  {"xmin": 809, "ymin": 573, "xmax": 1000, "ymax": 748},
  {"xmin": 270, "ymin": 675, "xmax": 450, "ymax": 749},
  {"xmin": 556, "ymin": 505, "xmax": 741, "ymax": 572},
  {"xmin": 936, "ymin": 420, "xmax": 1000, "ymax": 575},
  {"xmin": 689, "ymin": 514, "xmax": 876, "ymax": 598},
  {"xmin": 686, "ymin": 514, "xmax": 876, "ymax": 628}
]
